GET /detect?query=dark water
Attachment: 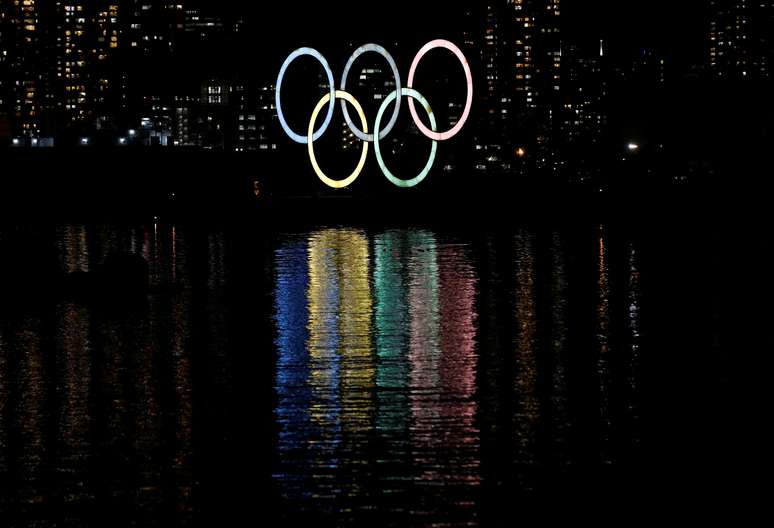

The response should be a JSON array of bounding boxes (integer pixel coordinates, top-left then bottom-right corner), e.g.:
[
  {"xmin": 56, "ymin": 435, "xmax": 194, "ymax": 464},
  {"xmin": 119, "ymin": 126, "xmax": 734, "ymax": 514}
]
[{"xmin": 0, "ymin": 218, "xmax": 758, "ymax": 526}]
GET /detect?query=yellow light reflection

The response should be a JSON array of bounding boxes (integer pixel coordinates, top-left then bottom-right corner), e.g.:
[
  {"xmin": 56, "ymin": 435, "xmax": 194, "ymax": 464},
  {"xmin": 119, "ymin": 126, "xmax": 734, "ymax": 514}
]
[
  {"xmin": 513, "ymin": 232, "xmax": 539, "ymax": 466},
  {"xmin": 306, "ymin": 229, "xmax": 375, "ymax": 499},
  {"xmin": 307, "ymin": 229, "xmax": 375, "ymax": 445}
]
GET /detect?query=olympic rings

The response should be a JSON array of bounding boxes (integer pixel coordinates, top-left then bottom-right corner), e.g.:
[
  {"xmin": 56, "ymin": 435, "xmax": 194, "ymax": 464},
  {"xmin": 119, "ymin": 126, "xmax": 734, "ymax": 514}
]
[
  {"xmin": 277, "ymin": 40, "xmax": 472, "ymax": 189},
  {"xmin": 374, "ymin": 88, "xmax": 437, "ymax": 189},
  {"xmin": 308, "ymin": 90, "xmax": 369, "ymax": 189},
  {"xmin": 340, "ymin": 44, "xmax": 401, "ymax": 142}
]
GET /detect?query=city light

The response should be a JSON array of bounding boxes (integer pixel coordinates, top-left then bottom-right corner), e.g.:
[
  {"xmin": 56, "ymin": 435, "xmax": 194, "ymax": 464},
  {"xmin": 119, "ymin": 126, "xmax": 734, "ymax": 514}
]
[{"xmin": 0, "ymin": 0, "xmax": 764, "ymax": 178}]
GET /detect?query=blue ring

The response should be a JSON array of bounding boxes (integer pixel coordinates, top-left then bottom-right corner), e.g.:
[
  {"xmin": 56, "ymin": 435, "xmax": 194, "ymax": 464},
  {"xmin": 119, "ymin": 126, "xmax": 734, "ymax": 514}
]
[{"xmin": 276, "ymin": 48, "xmax": 336, "ymax": 144}]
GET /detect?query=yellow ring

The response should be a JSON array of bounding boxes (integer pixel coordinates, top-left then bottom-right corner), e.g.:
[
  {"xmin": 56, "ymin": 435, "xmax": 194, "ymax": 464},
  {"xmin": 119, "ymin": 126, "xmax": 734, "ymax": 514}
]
[{"xmin": 307, "ymin": 90, "xmax": 369, "ymax": 189}]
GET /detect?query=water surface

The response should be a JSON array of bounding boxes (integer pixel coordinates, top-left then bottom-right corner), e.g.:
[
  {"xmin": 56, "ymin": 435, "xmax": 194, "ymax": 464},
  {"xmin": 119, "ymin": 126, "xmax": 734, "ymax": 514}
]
[{"xmin": 0, "ymin": 220, "xmax": 743, "ymax": 526}]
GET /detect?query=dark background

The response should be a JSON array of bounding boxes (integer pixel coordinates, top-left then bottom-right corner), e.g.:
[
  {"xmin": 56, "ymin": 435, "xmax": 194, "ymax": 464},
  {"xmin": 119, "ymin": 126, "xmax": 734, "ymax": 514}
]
[{"xmin": 197, "ymin": 1, "xmax": 708, "ymax": 75}]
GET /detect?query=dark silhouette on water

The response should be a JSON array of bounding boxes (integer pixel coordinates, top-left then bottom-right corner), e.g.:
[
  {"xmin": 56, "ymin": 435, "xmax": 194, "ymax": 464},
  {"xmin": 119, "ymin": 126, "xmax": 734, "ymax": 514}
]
[{"xmin": 0, "ymin": 231, "xmax": 150, "ymax": 312}]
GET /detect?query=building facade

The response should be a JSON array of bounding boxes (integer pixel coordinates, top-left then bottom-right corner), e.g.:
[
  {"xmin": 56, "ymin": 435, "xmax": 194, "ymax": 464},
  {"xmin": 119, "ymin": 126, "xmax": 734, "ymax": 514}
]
[{"xmin": 709, "ymin": 0, "xmax": 773, "ymax": 79}]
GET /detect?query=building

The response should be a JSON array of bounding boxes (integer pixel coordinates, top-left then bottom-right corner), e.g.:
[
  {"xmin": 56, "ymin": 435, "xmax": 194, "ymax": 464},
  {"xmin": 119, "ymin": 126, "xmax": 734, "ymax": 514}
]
[
  {"xmin": 0, "ymin": 0, "xmax": 253, "ymax": 146},
  {"xmin": 6, "ymin": 0, "xmax": 44, "ymax": 138},
  {"xmin": 256, "ymin": 83, "xmax": 278, "ymax": 152},
  {"xmin": 173, "ymin": 94, "xmax": 196, "ymax": 146},
  {"xmin": 183, "ymin": 5, "xmax": 225, "ymax": 40},
  {"xmin": 231, "ymin": 81, "xmax": 256, "ymax": 151},
  {"xmin": 468, "ymin": 1, "xmax": 511, "ymax": 172},
  {"xmin": 466, "ymin": 0, "xmax": 563, "ymax": 175},
  {"xmin": 232, "ymin": 81, "xmax": 278, "ymax": 152},
  {"xmin": 58, "ymin": 1, "xmax": 90, "ymax": 124},
  {"xmin": 559, "ymin": 42, "xmax": 607, "ymax": 182},
  {"xmin": 122, "ymin": 1, "xmax": 183, "ymax": 56},
  {"xmin": 120, "ymin": 1, "xmax": 185, "ymax": 132},
  {"xmin": 507, "ymin": 0, "xmax": 562, "ymax": 173},
  {"xmin": 709, "ymin": 0, "xmax": 773, "ymax": 80},
  {"xmin": 195, "ymin": 78, "xmax": 229, "ymax": 149},
  {"xmin": 92, "ymin": 2, "xmax": 121, "ymax": 130},
  {"xmin": 0, "ymin": 1, "xmax": 11, "ymax": 139}
]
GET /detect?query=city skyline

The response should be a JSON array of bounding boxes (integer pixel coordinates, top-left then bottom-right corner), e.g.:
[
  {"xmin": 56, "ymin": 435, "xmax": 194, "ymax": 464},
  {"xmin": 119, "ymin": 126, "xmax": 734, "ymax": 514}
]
[{"xmin": 1, "ymin": 0, "xmax": 771, "ymax": 184}]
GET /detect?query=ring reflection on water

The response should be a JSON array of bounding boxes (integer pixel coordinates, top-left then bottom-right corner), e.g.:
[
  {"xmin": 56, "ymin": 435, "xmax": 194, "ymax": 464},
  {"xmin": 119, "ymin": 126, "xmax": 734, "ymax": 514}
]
[
  {"xmin": 0, "ymin": 222, "xmax": 662, "ymax": 526},
  {"xmin": 273, "ymin": 229, "xmax": 482, "ymax": 524}
]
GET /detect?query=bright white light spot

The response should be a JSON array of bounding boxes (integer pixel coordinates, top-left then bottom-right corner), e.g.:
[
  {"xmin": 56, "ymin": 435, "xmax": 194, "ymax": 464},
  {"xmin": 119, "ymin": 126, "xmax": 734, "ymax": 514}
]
[
  {"xmin": 627, "ymin": 143, "xmax": 639, "ymax": 152},
  {"xmin": 80, "ymin": 137, "xmax": 89, "ymax": 145}
]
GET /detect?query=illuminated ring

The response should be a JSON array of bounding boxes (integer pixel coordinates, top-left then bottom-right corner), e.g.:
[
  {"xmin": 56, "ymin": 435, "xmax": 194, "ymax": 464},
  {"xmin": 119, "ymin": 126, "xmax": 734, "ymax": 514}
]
[
  {"xmin": 374, "ymin": 88, "xmax": 437, "ymax": 188},
  {"xmin": 276, "ymin": 48, "xmax": 336, "ymax": 144},
  {"xmin": 407, "ymin": 39, "xmax": 473, "ymax": 141},
  {"xmin": 308, "ymin": 90, "xmax": 369, "ymax": 189},
  {"xmin": 340, "ymin": 44, "xmax": 402, "ymax": 142}
]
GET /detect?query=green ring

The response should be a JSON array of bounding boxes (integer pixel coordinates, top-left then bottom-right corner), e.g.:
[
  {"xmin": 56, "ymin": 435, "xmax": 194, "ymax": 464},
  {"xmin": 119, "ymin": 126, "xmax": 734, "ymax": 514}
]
[{"xmin": 373, "ymin": 88, "xmax": 438, "ymax": 188}]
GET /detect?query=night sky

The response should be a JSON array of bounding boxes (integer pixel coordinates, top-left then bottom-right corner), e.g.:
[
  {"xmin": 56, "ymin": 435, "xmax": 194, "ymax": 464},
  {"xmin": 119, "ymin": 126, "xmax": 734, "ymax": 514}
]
[
  {"xmin": 232, "ymin": 1, "xmax": 708, "ymax": 65},
  {"xmin": 166, "ymin": 1, "xmax": 711, "ymax": 95},
  {"xmin": 566, "ymin": 0, "xmax": 708, "ymax": 64},
  {"xmin": 11, "ymin": 0, "xmax": 713, "ymax": 108}
]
